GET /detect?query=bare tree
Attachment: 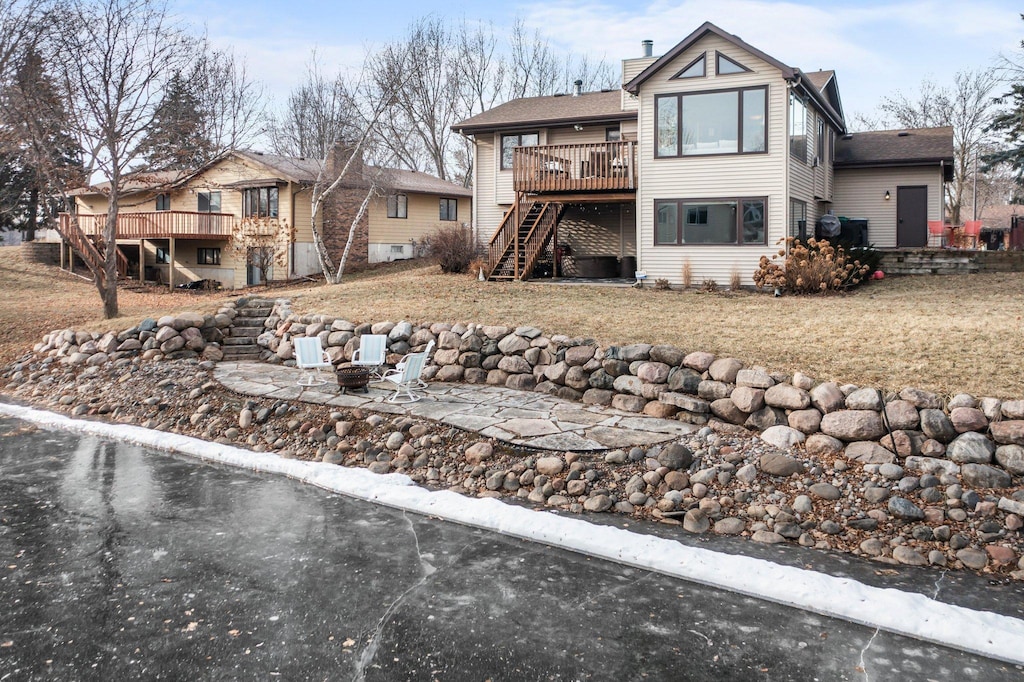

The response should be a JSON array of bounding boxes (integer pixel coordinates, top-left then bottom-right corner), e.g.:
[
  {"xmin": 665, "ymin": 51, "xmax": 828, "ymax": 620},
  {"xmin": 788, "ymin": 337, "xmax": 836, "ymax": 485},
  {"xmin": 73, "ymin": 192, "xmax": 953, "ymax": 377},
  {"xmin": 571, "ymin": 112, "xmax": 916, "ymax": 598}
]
[
  {"xmin": 269, "ymin": 51, "xmax": 359, "ymax": 160},
  {"xmin": 864, "ymin": 69, "xmax": 999, "ymax": 224},
  {"xmin": 193, "ymin": 46, "xmax": 265, "ymax": 155}
]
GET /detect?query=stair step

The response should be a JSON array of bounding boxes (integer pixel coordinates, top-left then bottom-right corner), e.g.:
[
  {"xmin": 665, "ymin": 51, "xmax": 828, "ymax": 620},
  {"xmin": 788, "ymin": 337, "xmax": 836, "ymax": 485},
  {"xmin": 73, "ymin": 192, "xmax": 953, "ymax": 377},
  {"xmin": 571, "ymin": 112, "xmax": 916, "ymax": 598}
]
[{"xmin": 224, "ymin": 337, "xmax": 257, "ymax": 346}]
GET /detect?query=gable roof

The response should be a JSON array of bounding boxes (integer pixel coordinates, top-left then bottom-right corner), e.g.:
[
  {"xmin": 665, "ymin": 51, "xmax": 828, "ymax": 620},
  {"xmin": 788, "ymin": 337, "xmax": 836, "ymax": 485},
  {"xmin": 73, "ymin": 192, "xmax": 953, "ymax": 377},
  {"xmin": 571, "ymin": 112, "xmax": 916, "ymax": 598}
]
[
  {"xmin": 803, "ymin": 70, "xmax": 845, "ymax": 124},
  {"xmin": 980, "ymin": 204, "xmax": 1024, "ymax": 230},
  {"xmin": 453, "ymin": 89, "xmax": 633, "ymax": 135},
  {"xmin": 834, "ymin": 127, "xmax": 954, "ymax": 174},
  {"xmin": 623, "ymin": 22, "xmax": 845, "ymax": 132},
  {"xmin": 71, "ymin": 151, "xmax": 470, "ymax": 199}
]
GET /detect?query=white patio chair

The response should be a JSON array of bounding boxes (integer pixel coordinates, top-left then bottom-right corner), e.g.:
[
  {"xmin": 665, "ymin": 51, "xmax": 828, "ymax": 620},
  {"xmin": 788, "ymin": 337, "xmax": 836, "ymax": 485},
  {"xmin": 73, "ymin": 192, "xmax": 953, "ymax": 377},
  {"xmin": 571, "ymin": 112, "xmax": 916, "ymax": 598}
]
[
  {"xmin": 380, "ymin": 351, "xmax": 427, "ymax": 403},
  {"xmin": 294, "ymin": 336, "xmax": 333, "ymax": 386},
  {"xmin": 398, "ymin": 339, "xmax": 435, "ymax": 390},
  {"xmin": 351, "ymin": 334, "xmax": 388, "ymax": 379}
]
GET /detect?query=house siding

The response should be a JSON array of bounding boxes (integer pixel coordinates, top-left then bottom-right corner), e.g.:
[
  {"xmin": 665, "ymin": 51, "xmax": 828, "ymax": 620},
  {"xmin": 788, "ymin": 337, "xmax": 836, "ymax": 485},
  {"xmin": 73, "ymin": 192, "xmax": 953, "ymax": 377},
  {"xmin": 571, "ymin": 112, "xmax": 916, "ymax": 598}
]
[
  {"xmin": 832, "ymin": 166, "xmax": 944, "ymax": 248},
  {"xmin": 475, "ymin": 135, "xmax": 503, "ymax": 247},
  {"xmin": 636, "ymin": 36, "xmax": 789, "ymax": 286},
  {"xmin": 367, "ymin": 192, "xmax": 472, "ymax": 263}
]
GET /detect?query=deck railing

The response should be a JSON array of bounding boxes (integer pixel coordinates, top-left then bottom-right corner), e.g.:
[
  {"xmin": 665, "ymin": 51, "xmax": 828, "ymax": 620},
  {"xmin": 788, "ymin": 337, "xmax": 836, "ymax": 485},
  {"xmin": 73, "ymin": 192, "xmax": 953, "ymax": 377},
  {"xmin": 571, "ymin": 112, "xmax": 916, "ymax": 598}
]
[
  {"xmin": 512, "ymin": 141, "xmax": 636, "ymax": 194},
  {"xmin": 60, "ymin": 211, "xmax": 235, "ymax": 239}
]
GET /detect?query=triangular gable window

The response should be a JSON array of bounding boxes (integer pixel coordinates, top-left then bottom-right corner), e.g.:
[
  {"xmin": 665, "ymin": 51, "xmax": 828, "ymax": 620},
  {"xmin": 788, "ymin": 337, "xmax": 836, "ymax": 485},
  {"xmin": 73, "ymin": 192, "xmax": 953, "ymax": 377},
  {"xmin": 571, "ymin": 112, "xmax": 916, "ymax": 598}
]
[
  {"xmin": 716, "ymin": 52, "xmax": 751, "ymax": 75},
  {"xmin": 671, "ymin": 53, "xmax": 705, "ymax": 80}
]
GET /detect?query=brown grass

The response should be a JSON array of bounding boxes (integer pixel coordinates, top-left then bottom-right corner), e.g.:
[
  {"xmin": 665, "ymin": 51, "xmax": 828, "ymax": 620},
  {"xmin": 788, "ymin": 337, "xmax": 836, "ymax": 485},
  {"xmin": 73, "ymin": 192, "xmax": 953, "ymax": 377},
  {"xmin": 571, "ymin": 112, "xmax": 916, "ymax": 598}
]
[{"xmin": 4, "ymin": 246, "xmax": 1023, "ymax": 398}]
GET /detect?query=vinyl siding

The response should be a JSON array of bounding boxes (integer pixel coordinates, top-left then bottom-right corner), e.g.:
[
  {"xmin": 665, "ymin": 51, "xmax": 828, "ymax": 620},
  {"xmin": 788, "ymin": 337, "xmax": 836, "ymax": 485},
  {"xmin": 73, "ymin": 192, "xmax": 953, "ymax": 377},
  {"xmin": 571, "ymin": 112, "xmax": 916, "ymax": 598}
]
[
  {"xmin": 368, "ymin": 192, "xmax": 471, "ymax": 255},
  {"xmin": 832, "ymin": 166, "xmax": 944, "ymax": 248},
  {"xmin": 636, "ymin": 36, "xmax": 789, "ymax": 286},
  {"xmin": 621, "ymin": 57, "xmax": 656, "ymax": 110},
  {"xmin": 474, "ymin": 135, "xmax": 504, "ymax": 246}
]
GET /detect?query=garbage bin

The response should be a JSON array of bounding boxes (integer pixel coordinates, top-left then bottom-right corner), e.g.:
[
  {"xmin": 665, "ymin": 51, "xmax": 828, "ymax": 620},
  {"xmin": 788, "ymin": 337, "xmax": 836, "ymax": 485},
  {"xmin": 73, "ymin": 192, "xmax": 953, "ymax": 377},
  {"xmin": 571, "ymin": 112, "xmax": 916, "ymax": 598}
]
[
  {"xmin": 840, "ymin": 218, "xmax": 868, "ymax": 247},
  {"xmin": 619, "ymin": 255, "xmax": 637, "ymax": 279}
]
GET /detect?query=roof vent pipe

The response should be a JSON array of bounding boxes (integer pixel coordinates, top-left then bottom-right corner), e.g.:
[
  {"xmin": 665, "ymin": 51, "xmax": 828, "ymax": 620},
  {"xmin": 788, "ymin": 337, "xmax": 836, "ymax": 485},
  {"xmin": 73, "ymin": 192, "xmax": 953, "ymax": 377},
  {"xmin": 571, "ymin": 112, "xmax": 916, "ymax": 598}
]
[
  {"xmin": 642, "ymin": 40, "xmax": 653, "ymax": 57},
  {"xmin": 572, "ymin": 79, "xmax": 583, "ymax": 96}
]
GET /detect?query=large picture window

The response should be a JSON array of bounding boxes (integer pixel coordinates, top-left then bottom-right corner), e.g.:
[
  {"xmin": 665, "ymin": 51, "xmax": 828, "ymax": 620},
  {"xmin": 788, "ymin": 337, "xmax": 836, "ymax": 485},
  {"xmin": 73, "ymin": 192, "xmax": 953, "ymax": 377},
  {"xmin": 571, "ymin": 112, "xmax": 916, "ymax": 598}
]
[
  {"xmin": 655, "ymin": 86, "xmax": 766, "ymax": 157},
  {"xmin": 500, "ymin": 132, "xmax": 539, "ymax": 170},
  {"xmin": 243, "ymin": 187, "xmax": 278, "ymax": 218},
  {"xmin": 655, "ymin": 198, "xmax": 766, "ymax": 245},
  {"xmin": 387, "ymin": 193, "xmax": 407, "ymax": 219}
]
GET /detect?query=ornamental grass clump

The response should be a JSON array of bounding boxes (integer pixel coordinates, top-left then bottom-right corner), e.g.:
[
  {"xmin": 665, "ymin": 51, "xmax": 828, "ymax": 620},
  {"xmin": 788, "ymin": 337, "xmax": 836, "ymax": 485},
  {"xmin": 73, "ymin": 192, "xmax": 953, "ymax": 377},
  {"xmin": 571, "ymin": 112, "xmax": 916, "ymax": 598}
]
[{"xmin": 753, "ymin": 237, "xmax": 870, "ymax": 295}]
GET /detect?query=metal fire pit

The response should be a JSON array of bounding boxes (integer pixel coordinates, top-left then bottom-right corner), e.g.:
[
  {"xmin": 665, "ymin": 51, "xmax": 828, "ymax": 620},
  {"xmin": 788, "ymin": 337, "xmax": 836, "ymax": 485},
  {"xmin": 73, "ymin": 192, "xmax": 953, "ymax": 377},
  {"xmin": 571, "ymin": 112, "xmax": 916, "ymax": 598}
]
[{"xmin": 336, "ymin": 366, "xmax": 370, "ymax": 394}]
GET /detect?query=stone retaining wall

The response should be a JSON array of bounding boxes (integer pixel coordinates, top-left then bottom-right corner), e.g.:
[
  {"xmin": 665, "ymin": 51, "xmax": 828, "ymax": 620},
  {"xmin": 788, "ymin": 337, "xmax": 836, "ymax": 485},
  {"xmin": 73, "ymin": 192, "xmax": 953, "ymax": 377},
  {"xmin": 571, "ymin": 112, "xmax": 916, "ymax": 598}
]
[
  {"xmin": 26, "ymin": 297, "xmax": 1024, "ymax": 485},
  {"xmin": 33, "ymin": 305, "xmax": 238, "ymax": 366},
  {"xmin": 251, "ymin": 299, "xmax": 1023, "ymax": 485}
]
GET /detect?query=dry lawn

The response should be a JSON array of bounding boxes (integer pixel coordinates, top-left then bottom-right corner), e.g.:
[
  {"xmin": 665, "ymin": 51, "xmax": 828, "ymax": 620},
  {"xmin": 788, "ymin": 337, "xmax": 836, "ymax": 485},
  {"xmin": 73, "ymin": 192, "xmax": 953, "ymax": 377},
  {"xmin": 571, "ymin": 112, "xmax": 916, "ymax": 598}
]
[{"xmin": 3, "ymin": 246, "xmax": 1022, "ymax": 399}]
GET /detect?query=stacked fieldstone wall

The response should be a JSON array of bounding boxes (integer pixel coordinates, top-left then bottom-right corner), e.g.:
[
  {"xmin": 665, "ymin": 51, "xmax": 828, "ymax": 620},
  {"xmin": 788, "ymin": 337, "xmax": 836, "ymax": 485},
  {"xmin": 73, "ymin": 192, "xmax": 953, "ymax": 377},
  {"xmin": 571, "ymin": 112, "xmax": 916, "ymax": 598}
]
[
  {"xmin": 251, "ymin": 300, "xmax": 1024, "ymax": 486},
  {"xmin": 33, "ymin": 307, "xmax": 238, "ymax": 366},
  {"xmin": 25, "ymin": 297, "xmax": 1024, "ymax": 487}
]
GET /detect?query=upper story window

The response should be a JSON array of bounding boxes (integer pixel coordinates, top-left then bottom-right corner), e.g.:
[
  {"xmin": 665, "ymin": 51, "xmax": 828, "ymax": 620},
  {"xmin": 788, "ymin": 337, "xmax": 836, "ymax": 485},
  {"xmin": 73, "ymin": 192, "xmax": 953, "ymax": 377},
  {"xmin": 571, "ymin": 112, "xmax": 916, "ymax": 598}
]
[
  {"xmin": 606, "ymin": 127, "xmax": 621, "ymax": 142},
  {"xmin": 655, "ymin": 197, "xmax": 766, "ymax": 245},
  {"xmin": 655, "ymin": 86, "xmax": 767, "ymax": 157},
  {"xmin": 789, "ymin": 93, "xmax": 808, "ymax": 162},
  {"xmin": 500, "ymin": 132, "xmax": 539, "ymax": 170},
  {"xmin": 387, "ymin": 193, "xmax": 408, "ymax": 219},
  {"xmin": 198, "ymin": 191, "xmax": 221, "ymax": 213},
  {"xmin": 671, "ymin": 53, "xmax": 705, "ymax": 79},
  {"xmin": 155, "ymin": 193, "xmax": 170, "ymax": 211},
  {"xmin": 716, "ymin": 53, "xmax": 751, "ymax": 75},
  {"xmin": 439, "ymin": 198, "xmax": 458, "ymax": 221},
  {"xmin": 243, "ymin": 187, "xmax": 278, "ymax": 219},
  {"xmin": 817, "ymin": 117, "xmax": 827, "ymax": 165}
]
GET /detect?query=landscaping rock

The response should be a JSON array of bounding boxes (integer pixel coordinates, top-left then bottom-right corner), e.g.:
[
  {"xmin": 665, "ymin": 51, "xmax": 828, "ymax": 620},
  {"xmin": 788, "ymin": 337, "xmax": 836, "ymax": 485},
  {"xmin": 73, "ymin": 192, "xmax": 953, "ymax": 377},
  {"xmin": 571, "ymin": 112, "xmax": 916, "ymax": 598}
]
[
  {"xmin": 844, "ymin": 441, "xmax": 896, "ymax": 464},
  {"xmin": 920, "ymin": 409, "xmax": 956, "ymax": 443},
  {"xmin": 883, "ymin": 400, "xmax": 920, "ymax": 430},
  {"xmin": 946, "ymin": 432, "xmax": 995, "ymax": 464},
  {"xmin": 950, "ymin": 407, "xmax": 988, "ymax": 433},
  {"xmin": 764, "ymin": 384, "xmax": 810, "ymax": 410},
  {"xmin": 760, "ymin": 425, "xmax": 806, "ymax": 449},
  {"xmin": 845, "ymin": 388, "xmax": 883, "ymax": 411},
  {"xmin": 759, "ymin": 451, "xmax": 803, "ymax": 477},
  {"xmin": 820, "ymin": 410, "xmax": 884, "ymax": 441},
  {"xmin": 961, "ymin": 463, "xmax": 1012, "ymax": 489},
  {"xmin": 990, "ymin": 421, "xmax": 1024, "ymax": 446},
  {"xmin": 731, "ymin": 386, "xmax": 765, "ymax": 413},
  {"xmin": 810, "ymin": 382, "xmax": 846, "ymax": 414}
]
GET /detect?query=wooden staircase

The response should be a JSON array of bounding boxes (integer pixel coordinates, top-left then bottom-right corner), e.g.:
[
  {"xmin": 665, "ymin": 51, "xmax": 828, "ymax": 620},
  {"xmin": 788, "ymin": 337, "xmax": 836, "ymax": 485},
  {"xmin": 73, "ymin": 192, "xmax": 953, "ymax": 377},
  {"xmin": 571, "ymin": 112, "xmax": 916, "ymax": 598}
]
[
  {"xmin": 486, "ymin": 197, "xmax": 564, "ymax": 281},
  {"xmin": 59, "ymin": 218, "xmax": 131, "ymax": 278}
]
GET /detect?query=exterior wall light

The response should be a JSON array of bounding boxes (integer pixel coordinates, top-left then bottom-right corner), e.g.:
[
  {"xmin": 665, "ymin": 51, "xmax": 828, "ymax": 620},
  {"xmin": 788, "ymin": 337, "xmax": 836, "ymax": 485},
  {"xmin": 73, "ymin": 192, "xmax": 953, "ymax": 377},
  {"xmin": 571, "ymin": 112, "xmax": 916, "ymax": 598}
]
[{"xmin": 884, "ymin": 190, "xmax": 891, "ymax": 201}]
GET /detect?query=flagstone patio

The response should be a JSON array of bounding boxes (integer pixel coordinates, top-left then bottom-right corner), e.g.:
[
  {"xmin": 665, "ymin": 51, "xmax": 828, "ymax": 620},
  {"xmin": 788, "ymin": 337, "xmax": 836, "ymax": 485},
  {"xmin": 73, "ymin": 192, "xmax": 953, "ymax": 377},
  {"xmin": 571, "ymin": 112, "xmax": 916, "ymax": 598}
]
[{"xmin": 214, "ymin": 362, "xmax": 697, "ymax": 451}]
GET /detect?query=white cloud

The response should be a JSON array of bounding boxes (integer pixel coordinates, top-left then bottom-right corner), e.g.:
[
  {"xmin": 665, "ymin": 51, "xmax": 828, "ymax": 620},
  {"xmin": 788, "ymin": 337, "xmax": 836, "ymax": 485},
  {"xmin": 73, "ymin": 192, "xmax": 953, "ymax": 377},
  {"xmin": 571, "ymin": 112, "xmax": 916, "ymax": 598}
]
[{"xmin": 517, "ymin": 0, "xmax": 1019, "ymax": 118}]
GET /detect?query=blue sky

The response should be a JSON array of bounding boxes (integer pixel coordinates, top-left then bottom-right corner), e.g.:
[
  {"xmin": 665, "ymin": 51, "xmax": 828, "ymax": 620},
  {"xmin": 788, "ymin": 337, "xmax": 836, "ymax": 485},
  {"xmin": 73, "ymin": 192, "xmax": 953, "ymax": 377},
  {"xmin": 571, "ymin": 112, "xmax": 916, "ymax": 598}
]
[{"xmin": 173, "ymin": 0, "xmax": 1022, "ymax": 123}]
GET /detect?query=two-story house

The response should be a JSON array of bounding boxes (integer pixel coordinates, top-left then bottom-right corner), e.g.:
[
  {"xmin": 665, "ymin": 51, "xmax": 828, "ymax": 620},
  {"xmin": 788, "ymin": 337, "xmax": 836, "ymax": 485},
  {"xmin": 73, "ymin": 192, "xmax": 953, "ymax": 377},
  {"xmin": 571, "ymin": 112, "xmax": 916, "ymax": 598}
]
[
  {"xmin": 62, "ymin": 150, "xmax": 472, "ymax": 289},
  {"xmin": 454, "ymin": 22, "xmax": 952, "ymax": 285}
]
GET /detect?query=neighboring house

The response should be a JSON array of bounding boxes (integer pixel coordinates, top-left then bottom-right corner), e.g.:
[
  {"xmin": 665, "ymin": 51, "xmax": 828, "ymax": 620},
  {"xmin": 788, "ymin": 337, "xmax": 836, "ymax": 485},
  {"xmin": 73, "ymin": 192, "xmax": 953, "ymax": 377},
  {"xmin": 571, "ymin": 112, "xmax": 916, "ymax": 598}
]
[
  {"xmin": 61, "ymin": 150, "xmax": 471, "ymax": 289},
  {"xmin": 453, "ymin": 22, "xmax": 953, "ymax": 284},
  {"xmin": 980, "ymin": 204, "xmax": 1024, "ymax": 250}
]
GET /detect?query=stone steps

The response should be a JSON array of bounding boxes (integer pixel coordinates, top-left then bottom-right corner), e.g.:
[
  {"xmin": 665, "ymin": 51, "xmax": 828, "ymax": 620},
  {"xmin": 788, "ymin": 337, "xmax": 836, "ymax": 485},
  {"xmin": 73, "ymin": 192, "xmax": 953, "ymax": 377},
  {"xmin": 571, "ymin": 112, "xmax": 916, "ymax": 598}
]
[{"xmin": 221, "ymin": 299, "xmax": 275, "ymax": 363}]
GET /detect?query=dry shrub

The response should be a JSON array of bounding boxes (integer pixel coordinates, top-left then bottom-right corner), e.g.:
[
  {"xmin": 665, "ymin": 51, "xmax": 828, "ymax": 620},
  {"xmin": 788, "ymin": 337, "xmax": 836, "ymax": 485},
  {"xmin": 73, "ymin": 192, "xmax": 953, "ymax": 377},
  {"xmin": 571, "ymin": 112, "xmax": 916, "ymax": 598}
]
[
  {"xmin": 429, "ymin": 224, "xmax": 476, "ymax": 274},
  {"xmin": 700, "ymin": 278, "xmax": 719, "ymax": 293},
  {"xmin": 753, "ymin": 237, "xmax": 870, "ymax": 295},
  {"xmin": 681, "ymin": 258, "xmax": 693, "ymax": 289},
  {"xmin": 730, "ymin": 266, "xmax": 742, "ymax": 291},
  {"xmin": 653, "ymin": 278, "xmax": 671, "ymax": 290},
  {"xmin": 467, "ymin": 257, "xmax": 488, "ymax": 279}
]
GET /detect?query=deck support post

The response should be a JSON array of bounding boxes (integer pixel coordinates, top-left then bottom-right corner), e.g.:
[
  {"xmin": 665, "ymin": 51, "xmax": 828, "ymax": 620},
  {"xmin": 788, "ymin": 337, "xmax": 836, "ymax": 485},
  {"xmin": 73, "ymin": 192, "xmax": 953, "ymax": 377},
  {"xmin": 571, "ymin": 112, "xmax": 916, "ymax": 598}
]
[
  {"xmin": 139, "ymin": 239, "xmax": 146, "ymax": 283},
  {"xmin": 168, "ymin": 237, "xmax": 175, "ymax": 291}
]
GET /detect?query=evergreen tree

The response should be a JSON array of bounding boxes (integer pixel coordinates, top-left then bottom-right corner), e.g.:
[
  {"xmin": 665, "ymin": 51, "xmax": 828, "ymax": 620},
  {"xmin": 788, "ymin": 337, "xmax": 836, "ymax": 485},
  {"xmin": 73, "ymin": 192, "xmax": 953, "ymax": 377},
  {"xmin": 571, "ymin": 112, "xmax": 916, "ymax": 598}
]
[
  {"xmin": 137, "ymin": 68, "xmax": 214, "ymax": 171},
  {"xmin": 0, "ymin": 46, "xmax": 81, "ymax": 238}
]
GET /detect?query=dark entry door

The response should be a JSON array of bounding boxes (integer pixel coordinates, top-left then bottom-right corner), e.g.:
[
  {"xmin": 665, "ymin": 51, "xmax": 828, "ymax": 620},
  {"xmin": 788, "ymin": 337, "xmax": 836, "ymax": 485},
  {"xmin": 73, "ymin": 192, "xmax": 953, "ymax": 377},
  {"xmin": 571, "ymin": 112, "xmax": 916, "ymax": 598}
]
[{"xmin": 897, "ymin": 186, "xmax": 928, "ymax": 247}]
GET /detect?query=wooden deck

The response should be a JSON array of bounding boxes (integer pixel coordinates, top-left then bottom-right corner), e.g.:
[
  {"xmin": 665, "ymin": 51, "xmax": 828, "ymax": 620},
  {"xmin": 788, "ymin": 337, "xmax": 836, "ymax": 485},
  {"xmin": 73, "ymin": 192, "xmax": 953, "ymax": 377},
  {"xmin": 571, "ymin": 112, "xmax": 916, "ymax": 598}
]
[
  {"xmin": 513, "ymin": 141, "xmax": 636, "ymax": 195},
  {"xmin": 60, "ymin": 211, "xmax": 235, "ymax": 240}
]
